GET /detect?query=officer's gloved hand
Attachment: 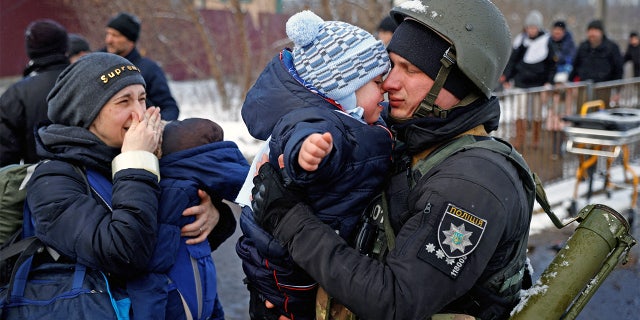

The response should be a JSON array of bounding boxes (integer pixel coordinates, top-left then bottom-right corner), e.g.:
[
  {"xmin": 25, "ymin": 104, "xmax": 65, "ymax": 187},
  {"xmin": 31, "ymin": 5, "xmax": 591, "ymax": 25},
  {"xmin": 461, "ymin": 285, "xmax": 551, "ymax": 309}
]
[{"xmin": 251, "ymin": 162, "xmax": 301, "ymax": 234}]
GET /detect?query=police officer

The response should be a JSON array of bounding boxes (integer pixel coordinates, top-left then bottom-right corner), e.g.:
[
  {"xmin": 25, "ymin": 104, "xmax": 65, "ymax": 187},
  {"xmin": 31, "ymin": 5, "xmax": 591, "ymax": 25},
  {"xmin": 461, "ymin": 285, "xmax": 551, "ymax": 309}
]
[{"xmin": 251, "ymin": 0, "xmax": 534, "ymax": 319}]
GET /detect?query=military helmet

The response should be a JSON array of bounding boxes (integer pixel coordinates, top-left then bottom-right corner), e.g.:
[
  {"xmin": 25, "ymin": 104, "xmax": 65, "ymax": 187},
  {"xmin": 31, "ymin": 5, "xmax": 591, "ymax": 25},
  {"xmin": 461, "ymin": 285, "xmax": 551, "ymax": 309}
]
[{"xmin": 390, "ymin": 0, "xmax": 511, "ymax": 98}]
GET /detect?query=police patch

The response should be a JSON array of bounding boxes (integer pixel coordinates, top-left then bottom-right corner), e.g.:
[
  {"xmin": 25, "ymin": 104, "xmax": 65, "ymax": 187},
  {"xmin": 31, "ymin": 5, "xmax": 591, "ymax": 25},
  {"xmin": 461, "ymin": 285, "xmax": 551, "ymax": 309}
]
[{"xmin": 417, "ymin": 203, "xmax": 487, "ymax": 279}]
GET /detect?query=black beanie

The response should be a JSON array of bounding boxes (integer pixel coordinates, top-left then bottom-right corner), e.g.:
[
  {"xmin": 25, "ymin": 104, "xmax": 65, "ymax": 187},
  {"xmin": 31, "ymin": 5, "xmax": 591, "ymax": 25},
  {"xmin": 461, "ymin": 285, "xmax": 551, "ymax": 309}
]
[
  {"xmin": 68, "ymin": 33, "xmax": 91, "ymax": 56},
  {"xmin": 47, "ymin": 52, "xmax": 146, "ymax": 128},
  {"xmin": 587, "ymin": 20, "xmax": 604, "ymax": 32},
  {"xmin": 107, "ymin": 12, "xmax": 141, "ymax": 42},
  {"xmin": 378, "ymin": 16, "xmax": 397, "ymax": 33},
  {"xmin": 553, "ymin": 20, "xmax": 567, "ymax": 30},
  {"xmin": 387, "ymin": 19, "xmax": 474, "ymax": 99},
  {"xmin": 25, "ymin": 19, "xmax": 69, "ymax": 59}
]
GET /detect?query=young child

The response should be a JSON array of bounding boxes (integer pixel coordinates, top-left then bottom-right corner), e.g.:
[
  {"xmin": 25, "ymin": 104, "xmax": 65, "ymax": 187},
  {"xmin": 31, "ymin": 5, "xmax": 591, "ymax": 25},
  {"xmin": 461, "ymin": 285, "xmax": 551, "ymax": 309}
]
[
  {"xmin": 129, "ymin": 118, "xmax": 249, "ymax": 320},
  {"xmin": 236, "ymin": 10, "xmax": 392, "ymax": 320},
  {"xmin": 162, "ymin": 118, "xmax": 248, "ymax": 319}
]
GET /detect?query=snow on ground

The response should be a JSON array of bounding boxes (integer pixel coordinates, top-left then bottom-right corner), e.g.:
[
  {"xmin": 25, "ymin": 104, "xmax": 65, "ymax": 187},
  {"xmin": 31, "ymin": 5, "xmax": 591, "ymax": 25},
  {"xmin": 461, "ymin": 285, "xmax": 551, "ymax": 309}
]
[{"xmin": 531, "ymin": 164, "xmax": 639, "ymax": 235}]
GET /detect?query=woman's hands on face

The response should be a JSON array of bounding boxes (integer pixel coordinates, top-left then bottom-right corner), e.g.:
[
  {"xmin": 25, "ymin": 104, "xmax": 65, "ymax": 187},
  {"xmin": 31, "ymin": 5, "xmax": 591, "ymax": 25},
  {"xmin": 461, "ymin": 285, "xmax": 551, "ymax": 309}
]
[{"xmin": 122, "ymin": 106, "xmax": 162, "ymax": 153}]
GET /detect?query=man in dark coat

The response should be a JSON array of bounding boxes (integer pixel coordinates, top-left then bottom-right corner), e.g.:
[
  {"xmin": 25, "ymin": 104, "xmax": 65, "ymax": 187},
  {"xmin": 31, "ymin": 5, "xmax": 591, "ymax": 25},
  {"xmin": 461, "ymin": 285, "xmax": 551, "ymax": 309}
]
[
  {"xmin": 570, "ymin": 19, "xmax": 623, "ymax": 106},
  {"xmin": 0, "ymin": 19, "xmax": 70, "ymax": 166},
  {"xmin": 104, "ymin": 12, "xmax": 180, "ymax": 120},
  {"xmin": 624, "ymin": 32, "xmax": 640, "ymax": 77},
  {"xmin": 570, "ymin": 20, "xmax": 623, "ymax": 83}
]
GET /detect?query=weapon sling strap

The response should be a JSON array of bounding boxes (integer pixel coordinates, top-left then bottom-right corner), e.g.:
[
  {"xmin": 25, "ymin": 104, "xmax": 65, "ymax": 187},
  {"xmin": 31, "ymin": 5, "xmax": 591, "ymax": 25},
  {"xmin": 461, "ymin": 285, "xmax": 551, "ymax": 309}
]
[{"xmin": 412, "ymin": 135, "xmax": 561, "ymax": 224}]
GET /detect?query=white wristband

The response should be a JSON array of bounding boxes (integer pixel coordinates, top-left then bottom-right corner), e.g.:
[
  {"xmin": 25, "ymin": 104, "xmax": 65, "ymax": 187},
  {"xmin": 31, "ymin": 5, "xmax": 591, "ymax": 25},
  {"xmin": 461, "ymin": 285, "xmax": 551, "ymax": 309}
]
[{"xmin": 111, "ymin": 150, "xmax": 160, "ymax": 181}]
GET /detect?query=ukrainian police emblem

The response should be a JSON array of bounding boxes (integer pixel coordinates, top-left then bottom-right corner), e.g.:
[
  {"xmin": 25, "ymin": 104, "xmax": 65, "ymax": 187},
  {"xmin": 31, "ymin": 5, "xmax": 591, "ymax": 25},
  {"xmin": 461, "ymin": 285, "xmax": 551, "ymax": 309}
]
[
  {"xmin": 438, "ymin": 204, "xmax": 486, "ymax": 258},
  {"xmin": 418, "ymin": 203, "xmax": 486, "ymax": 279}
]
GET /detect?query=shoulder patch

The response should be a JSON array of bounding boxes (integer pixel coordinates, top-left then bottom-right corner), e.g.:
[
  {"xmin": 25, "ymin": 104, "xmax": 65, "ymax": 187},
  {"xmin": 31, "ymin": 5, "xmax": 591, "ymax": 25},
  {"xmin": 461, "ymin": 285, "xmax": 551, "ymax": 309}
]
[{"xmin": 417, "ymin": 203, "xmax": 487, "ymax": 279}]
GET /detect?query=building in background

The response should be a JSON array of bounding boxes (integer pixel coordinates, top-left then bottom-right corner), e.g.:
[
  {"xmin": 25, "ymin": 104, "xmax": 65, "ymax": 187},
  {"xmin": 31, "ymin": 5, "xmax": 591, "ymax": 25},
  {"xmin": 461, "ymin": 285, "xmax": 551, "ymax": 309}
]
[
  {"xmin": 0, "ymin": 0, "xmax": 288, "ymax": 82},
  {"xmin": 195, "ymin": 0, "xmax": 281, "ymax": 12}
]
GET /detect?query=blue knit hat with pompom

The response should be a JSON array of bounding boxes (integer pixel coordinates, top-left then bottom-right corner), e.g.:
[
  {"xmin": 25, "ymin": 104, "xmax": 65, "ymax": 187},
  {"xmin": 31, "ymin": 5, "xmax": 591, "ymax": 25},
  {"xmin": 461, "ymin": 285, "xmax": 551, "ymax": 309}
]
[{"xmin": 286, "ymin": 11, "xmax": 390, "ymax": 111}]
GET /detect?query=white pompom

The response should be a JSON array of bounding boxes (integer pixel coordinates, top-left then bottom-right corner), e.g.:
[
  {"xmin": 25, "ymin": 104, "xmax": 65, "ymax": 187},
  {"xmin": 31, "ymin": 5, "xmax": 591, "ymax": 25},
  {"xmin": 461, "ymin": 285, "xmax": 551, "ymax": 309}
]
[{"xmin": 286, "ymin": 10, "xmax": 324, "ymax": 47}]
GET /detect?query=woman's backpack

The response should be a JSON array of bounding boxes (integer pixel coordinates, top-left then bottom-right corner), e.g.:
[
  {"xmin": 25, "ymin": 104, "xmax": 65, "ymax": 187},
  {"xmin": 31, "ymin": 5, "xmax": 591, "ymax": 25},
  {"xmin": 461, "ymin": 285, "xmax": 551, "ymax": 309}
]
[
  {"xmin": 0, "ymin": 164, "xmax": 131, "ymax": 319},
  {"xmin": 0, "ymin": 163, "xmax": 38, "ymax": 246}
]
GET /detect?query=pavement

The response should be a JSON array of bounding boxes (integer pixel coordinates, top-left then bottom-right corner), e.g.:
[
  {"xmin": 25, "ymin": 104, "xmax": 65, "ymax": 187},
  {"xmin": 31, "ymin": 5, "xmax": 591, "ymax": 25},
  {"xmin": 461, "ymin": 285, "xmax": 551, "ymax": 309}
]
[{"xmin": 213, "ymin": 162, "xmax": 640, "ymax": 320}]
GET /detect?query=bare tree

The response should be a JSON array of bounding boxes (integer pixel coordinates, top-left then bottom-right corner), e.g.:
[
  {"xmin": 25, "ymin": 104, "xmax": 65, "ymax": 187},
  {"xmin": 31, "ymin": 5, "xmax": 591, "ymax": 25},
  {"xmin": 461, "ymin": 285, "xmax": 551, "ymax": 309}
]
[
  {"xmin": 58, "ymin": 0, "xmax": 638, "ymax": 116},
  {"xmin": 230, "ymin": 0, "xmax": 253, "ymax": 100},
  {"xmin": 178, "ymin": 0, "xmax": 230, "ymax": 108}
]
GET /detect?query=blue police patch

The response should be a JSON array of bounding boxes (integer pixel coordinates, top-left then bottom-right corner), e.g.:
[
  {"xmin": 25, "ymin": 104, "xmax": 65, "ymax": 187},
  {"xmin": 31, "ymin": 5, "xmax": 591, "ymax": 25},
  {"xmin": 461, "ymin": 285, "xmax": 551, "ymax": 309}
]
[{"xmin": 418, "ymin": 203, "xmax": 487, "ymax": 279}]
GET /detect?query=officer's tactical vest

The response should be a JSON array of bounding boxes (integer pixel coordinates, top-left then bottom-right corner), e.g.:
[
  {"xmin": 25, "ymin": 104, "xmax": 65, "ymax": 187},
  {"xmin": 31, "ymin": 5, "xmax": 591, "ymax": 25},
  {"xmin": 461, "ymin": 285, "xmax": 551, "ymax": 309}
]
[
  {"xmin": 410, "ymin": 135, "xmax": 536, "ymax": 319},
  {"xmin": 348, "ymin": 135, "xmax": 550, "ymax": 320}
]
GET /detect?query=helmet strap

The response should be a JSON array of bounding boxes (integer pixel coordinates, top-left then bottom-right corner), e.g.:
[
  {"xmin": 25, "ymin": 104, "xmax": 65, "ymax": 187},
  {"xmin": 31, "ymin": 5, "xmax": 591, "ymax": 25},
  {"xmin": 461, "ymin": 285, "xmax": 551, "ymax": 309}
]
[{"xmin": 413, "ymin": 47, "xmax": 457, "ymax": 119}]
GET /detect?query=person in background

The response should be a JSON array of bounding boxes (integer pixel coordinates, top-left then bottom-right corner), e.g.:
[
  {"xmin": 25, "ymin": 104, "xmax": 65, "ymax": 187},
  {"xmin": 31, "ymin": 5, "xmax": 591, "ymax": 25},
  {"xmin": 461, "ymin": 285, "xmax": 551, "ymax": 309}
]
[
  {"xmin": 501, "ymin": 10, "xmax": 556, "ymax": 150},
  {"xmin": 26, "ymin": 52, "xmax": 219, "ymax": 319},
  {"xmin": 104, "ymin": 12, "xmax": 180, "ymax": 120},
  {"xmin": 623, "ymin": 31, "xmax": 640, "ymax": 78},
  {"xmin": 549, "ymin": 20, "xmax": 576, "ymax": 84},
  {"xmin": 250, "ymin": 0, "xmax": 535, "ymax": 319},
  {"xmin": 236, "ymin": 10, "xmax": 392, "ymax": 320},
  {"xmin": 547, "ymin": 20, "xmax": 576, "ymax": 160},
  {"xmin": 570, "ymin": 19, "xmax": 623, "ymax": 106},
  {"xmin": 67, "ymin": 33, "xmax": 91, "ymax": 63},
  {"xmin": 376, "ymin": 15, "xmax": 397, "ymax": 46},
  {"xmin": 0, "ymin": 19, "xmax": 70, "ymax": 166}
]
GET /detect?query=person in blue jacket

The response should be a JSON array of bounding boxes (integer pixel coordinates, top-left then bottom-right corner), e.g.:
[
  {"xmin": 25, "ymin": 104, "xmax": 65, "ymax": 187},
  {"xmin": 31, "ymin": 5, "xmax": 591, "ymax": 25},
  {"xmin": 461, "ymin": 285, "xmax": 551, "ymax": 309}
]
[
  {"xmin": 144, "ymin": 118, "xmax": 248, "ymax": 320},
  {"xmin": 104, "ymin": 12, "xmax": 180, "ymax": 121},
  {"xmin": 26, "ymin": 52, "xmax": 220, "ymax": 319},
  {"xmin": 235, "ymin": 10, "xmax": 392, "ymax": 320},
  {"xmin": 549, "ymin": 20, "xmax": 576, "ymax": 84}
]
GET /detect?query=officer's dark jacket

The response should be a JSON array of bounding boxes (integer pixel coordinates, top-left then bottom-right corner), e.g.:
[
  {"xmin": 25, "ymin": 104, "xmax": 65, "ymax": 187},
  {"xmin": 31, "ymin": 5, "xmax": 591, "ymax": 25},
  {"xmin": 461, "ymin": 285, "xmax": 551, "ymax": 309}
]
[
  {"xmin": 270, "ymin": 97, "xmax": 533, "ymax": 319},
  {"xmin": 0, "ymin": 54, "xmax": 69, "ymax": 166},
  {"xmin": 242, "ymin": 49, "xmax": 392, "ymax": 238},
  {"xmin": 123, "ymin": 48, "xmax": 180, "ymax": 120},
  {"xmin": 570, "ymin": 35, "xmax": 623, "ymax": 83}
]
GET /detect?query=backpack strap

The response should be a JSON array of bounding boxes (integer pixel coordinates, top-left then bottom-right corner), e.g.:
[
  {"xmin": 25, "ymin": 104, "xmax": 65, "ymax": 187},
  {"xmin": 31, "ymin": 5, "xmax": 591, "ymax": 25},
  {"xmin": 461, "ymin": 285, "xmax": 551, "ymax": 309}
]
[
  {"xmin": 4, "ymin": 237, "xmax": 47, "ymax": 298},
  {"xmin": 0, "ymin": 237, "xmax": 40, "ymax": 263},
  {"xmin": 22, "ymin": 163, "xmax": 92, "ymax": 239},
  {"xmin": 86, "ymin": 168, "xmax": 113, "ymax": 210},
  {"xmin": 411, "ymin": 135, "xmax": 480, "ymax": 187}
]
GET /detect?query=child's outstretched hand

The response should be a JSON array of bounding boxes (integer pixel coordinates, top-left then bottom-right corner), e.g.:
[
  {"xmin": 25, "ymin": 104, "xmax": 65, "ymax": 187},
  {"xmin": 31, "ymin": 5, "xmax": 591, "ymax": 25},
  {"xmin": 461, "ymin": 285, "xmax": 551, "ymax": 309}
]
[{"xmin": 298, "ymin": 132, "xmax": 333, "ymax": 171}]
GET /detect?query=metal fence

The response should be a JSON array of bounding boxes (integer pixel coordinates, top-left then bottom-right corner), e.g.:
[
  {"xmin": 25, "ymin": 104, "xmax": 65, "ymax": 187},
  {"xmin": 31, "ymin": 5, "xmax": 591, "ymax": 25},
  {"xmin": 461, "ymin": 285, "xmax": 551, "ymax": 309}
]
[{"xmin": 495, "ymin": 78, "xmax": 640, "ymax": 184}]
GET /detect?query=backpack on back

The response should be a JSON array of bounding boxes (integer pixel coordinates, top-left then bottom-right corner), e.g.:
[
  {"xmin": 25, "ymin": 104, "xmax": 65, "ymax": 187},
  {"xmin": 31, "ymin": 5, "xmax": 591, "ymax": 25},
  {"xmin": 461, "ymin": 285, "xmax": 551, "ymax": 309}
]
[
  {"xmin": 0, "ymin": 164, "xmax": 132, "ymax": 320},
  {"xmin": 0, "ymin": 163, "xmax": 38, "ymax": 247}
]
